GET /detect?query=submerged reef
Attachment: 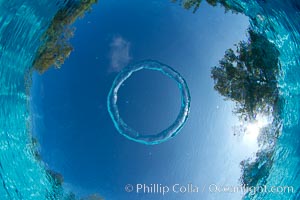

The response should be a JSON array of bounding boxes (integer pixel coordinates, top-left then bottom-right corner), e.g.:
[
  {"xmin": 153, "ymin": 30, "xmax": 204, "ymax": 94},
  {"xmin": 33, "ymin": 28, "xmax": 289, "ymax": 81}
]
[{"xmin": 33, "ymin": 0, "xmax": 98, "ymax": 73}]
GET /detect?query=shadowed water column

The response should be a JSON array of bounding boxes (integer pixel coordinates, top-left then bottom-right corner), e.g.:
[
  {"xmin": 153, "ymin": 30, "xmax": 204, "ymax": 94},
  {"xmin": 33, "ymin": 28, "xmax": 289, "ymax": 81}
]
[{"xmin": 107, "ymin": 60, "xmax": 191, "ymax": 145}]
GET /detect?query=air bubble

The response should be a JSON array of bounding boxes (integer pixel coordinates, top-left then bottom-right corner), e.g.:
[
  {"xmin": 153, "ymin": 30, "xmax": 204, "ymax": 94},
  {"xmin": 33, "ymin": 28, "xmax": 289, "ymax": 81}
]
[{"xmin": 107, "ymin": 60, "xmax": 191, "ymax": 145}]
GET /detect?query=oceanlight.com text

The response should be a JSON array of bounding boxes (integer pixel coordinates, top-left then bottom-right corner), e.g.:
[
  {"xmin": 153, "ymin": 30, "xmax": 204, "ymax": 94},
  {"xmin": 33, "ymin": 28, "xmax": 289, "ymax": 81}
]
[{"xmin": 124, "ymin": 183, "xmax": 294, "ymax": 196}]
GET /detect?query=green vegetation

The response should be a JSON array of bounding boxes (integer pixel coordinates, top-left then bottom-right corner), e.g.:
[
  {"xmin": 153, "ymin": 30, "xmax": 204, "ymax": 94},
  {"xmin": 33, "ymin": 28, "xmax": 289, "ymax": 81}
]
[
  {"xmin": 210, "ymin": 29, "xmax": 281, "ymax": 194},
  {"xmin": 172, "ymin": 0, "xmax": 238, "ymax": 13},
  {"xmin": 171, "ymin": 0, "xmax": 201, "ymax": 13},
  {"xmin": 33, "ymin": 0, "xmax": 98, "ymax": 73},
  {"xmin": 31, "ymin": 0, "xmax": 281, "ymax": 198},
  {"xmin": 80, "ymin": 194, "xmax": 105, "ymax": 200},
  {"xmin": 172, "ymin": 1, "xmax": 281, "ymax": 192},
  {"xmin": 238, "ymin": 118, "xmax": 282, "ymax": 191},
  {"xmin": 46, "ymin": 168, "xmax": 105, "ymax": 200},
  {"xmin": 30, "ymin": 136, "xmax": 42, "ymax": 161},
  {"xmin": 31, "ymin": 1, "xmax": 105, "ymax": 199},
  {"xmin": 211, "ymin": 30, "xmax": 280, "ymax": 120},
  {"xmin": 240, "ymin": 149, "xmax": 274, "ymax": 187}
]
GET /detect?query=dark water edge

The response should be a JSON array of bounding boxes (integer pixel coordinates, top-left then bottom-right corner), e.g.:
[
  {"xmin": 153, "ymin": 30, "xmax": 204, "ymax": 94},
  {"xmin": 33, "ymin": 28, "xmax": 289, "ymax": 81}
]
[{"xmin": 0, "ymin": 0, "xmax": 299, "ymax": 199}]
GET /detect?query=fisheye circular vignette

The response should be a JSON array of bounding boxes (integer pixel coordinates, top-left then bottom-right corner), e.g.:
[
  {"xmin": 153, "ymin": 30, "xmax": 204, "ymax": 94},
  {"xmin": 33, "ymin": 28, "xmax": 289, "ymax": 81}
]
[{"xmin": 107, "ymin": 60, "xmax": 191, "ymax": 145}]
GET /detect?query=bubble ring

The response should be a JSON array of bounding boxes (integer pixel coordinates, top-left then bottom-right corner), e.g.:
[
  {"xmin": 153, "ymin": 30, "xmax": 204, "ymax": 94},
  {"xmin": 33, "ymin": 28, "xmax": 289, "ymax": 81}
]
[{"xmin": 107, "ymin": 60, "xmax": 191, "ymax": 145}]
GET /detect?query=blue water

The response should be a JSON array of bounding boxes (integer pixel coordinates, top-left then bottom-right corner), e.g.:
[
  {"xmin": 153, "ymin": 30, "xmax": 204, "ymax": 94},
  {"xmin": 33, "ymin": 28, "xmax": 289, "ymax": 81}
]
[
  {"xmin": 0, "ymin": 0, "xmax": 299, "ymax": 199},
  {"xmin": 0, "ymin": 1, "xmax": 73, "ymax": 199},
  {"xmin": 107, "ymin": 60, "xmax": 191, "ymax": 145},
  {"xmin": 223, "ymin": 1, "xmax": 300, "ymax": 199}
]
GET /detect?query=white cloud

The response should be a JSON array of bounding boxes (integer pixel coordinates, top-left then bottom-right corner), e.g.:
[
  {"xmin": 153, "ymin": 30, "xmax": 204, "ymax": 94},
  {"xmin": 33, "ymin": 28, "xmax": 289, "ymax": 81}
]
[{"xmin": 109, "ymin": 36, "xmax": 131, "ymax": 72}]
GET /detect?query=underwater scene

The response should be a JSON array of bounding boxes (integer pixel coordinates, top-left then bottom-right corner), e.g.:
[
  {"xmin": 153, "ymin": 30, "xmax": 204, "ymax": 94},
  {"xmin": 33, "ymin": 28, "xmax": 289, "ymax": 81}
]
[{"xmin": 0, "ymin": 0, "xmax": 299, "ymax": 199}]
